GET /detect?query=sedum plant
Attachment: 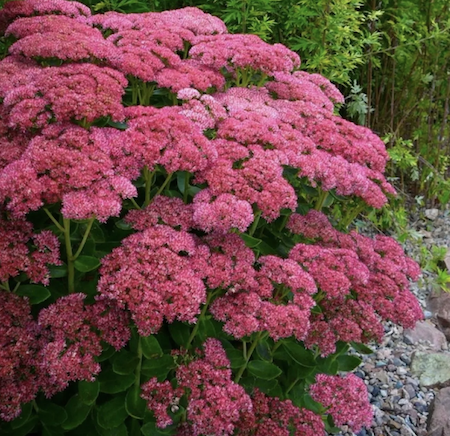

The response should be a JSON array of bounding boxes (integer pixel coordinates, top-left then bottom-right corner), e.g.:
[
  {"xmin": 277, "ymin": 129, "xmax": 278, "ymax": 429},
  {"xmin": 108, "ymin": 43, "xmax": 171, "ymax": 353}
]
[{"xmin": 0, "ymin": 1, "xmax": 423, "ymax": 435}]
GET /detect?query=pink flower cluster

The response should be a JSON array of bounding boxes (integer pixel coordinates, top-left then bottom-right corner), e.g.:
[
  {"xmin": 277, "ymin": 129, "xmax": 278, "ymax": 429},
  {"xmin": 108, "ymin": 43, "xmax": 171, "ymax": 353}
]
[
  {"xmin": 97, "ymin": 224, "xmax": 208, "ymax": 336},
  {"xmin": 0, "ymin": 218, "xmax": 60, "ymax": 285},
  {"xmin": 142, "ymin": 338, "xmax": 252, "ymax": 435},
  {"xmin": 238, "ymin": 389, "xmax": 325, "ymax": 436},
  {"xmin": 0, "ymin": 292, "xmax": 129, "ymax": 421},
  {"xmin": 310, "ymin": 374, "xmax": 373, "ymax": 432},
  {"xmin": 0, "ymin": 125, "xmax": 137, "ymax": 221},
  {"xmin": 142, "ymin": 339, "xmax": 326, "ymax": 435},
  {"xmin": 288, "ymin": 210, "xmax": 423, "ymax": 356}
]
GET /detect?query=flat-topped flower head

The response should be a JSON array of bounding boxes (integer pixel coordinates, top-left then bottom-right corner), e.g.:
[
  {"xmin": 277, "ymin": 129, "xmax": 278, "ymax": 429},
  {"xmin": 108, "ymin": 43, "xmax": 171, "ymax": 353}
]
[
  {"xmin": 190, "ymin": 34, "xmax": 300, "ymax": 76},
  {"xmin": 310, "ymin": 374, "xmax": 372, "ymax": 432},
  {"xmin": 0, "ymin": 0, "xmax": 91, "ymax": 33},
  {"xmin": 98, "ymin": 224, "xmax": 208, "ymax": 335}
]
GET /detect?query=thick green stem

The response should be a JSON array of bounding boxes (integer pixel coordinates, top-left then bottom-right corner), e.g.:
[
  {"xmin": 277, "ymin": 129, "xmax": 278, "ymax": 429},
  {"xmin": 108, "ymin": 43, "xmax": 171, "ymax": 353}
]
[
  {"xmin": 186, "ymin": 291, "xmax": 215, "ymax": 349},
  {"xmin": 135, "ymin": 336, "xmax": 143, "ymax": 389},
  {"xmin": 234, "ymin": 332, "xmax": 266, "ymax": 383},
  {"xmin": 43, "ymin": 208, "xmax": 64, "ymax": 232},
  {"xmin": 143, "ymin": 167, "xmax": 155, "ymax": 208},
  {"xmin": 183, "ymin": 172, "xmax": 190, "ymax": 203},
  {"xmin": 63, "ymin": 218, "xmax": 75, "ymax": 293},
  {"xmin": 315, "ymin": 190, "xmax": 329, "ymax": 211},
  {"xmin": 248, "ymin": 210, "xmax": 262, "ymax": 236},
  {"xmin": 0, "ymin": 282, "xmax": 10, "ymax": 291},
  {"xmin": 130, "ymin": 197, "xmax": 142, "ymax": 210},
  {"xmin": 73, "ymin": 217, "xmax": 95, "ymax": 260},
  {"xmin": 285, "ymin": 377, "xmax": 300, "ymax": 395},
  {"xmin": 278, "ymin": 213, "xmax": 290, "ymax": 232},
  {"xmin": 153, "ymin": 172, "xmax": 173, "ymax": 199}
]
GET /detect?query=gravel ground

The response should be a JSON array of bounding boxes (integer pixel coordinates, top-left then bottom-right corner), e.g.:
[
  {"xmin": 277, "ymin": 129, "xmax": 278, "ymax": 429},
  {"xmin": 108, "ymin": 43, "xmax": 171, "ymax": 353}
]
[{"xmin": 330, "ymin": 207, "xmax": 450, "ymax": 436}]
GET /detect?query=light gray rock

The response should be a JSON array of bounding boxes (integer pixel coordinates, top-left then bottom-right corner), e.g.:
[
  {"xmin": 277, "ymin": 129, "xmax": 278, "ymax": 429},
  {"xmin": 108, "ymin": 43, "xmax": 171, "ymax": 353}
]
[
  {"xmin": 425, "ymin": 209, "xmax": 440, "ymax": 220},
  {"xmin": 411, "ymin": 352, "xmax": 450, "ymax": 387},
  {"xmin": 403, "ymin": 321, "xmax": 448, "ymax": 351},
  {"xmin": 427, "ymin": 387, "xmax": 450, "ymax": 436}
]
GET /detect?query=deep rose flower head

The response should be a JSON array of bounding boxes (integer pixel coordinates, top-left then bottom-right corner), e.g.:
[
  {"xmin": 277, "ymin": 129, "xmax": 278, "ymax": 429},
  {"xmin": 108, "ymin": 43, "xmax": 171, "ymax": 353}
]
[
  {"xmin": 210, "ymin": 291, "xmax": 262, "ymax": 338},
  {"xmin": 259, "ymin": 302, "xmax": 310, "ymax": 341},
  {"xmin": 294, "ymin": 71, "xmax": 345, "ymax": 104},
  {"xmin": 172, "ymin": 338, "xmax": 253, "ymax": 436},
  {"xmin": 156, "ymin": 7, "xmax": 227, "ymax": 36},
  {"xmin": 287, "ymin": 210, "xmax": 337, "ymax": 243},
  {"xmin": 97, "ymin": 224, "xmax": 207, "ymax": 336},
  {"xmin": 5, "ymin": 14, "xmax": 100, "ymax": 39},
  {"xmin": 9, "ymin": 30, "xmax": 118, "ymax": 63},
  {"xmin": 90, "ymin": 296, "xmax": 131, "ymax": 350},
  {"xmin": 141, "ymin": 378, "xmax": 184, "ymax": 428},
  {"xmin": 0, "ymin": 124, "xmax": 136, "ymax": 221},
  {"xmin": 256, "ymin": 255, "xmax": 317, "ymax": 299},
  {"xmin": 0, "ymin": 56, "xmax": 40, "ymax": 99},
  {"xmin": 238, "ymin": 389, "xmax": 325, "ymax": 436},
  {"xmin": 0, "ymin": 0, "xmax": 91, "ymax": 33},
  {"xmin": 86, "ymin": 11, "xmax": 134, "ymax": 33},
  {"xmin": 3, "ymin": 63, "xmax": 126, "ymax": 128},
  {"xmin": 0, "ymin": 218, "xmax": 60, "ymax": 284},
  {"xmin": 190, "ymin": 34, "xmax": 300, "ymax": 76},
  {"xmin": 125, "ymin": 106, "xmax": 217, "ymax": 174},
  {"xmin": 0, "ymin": 293, "xmax": 41, "ymax": 421},
  {"xmin": 304, "ymin": 317, "xmax": 338, "ymax": 357},
  {"xmin": 201, "ymin": 232, "xmax": 258, "ymax": 292},
  {"xmin": 126, "ymin": 195, "xmax": 195, "ymax": 232},
  {"xmin": 193, "ymin": 188, "xmax": 254, "ymax": 233},
  {"xmin": 266, "ymin": 72, "xmax": 337, "ymax": 112},
  {"xmin": 156, "ymin": 60, "xmax": 226, "ymax": 94},
  {"xmin": 107, "ymin": 30, "xmax": 181, "ymax": 82},
  {"xmin": 310, "ymin": 374, "xmax": 372, "ymax": 432},
  {"xmin": 38, "ymin": 294, "xmax": 106, "ymax": 396},
  {"xmin": 0, "ymin": 133, "xmax": 29, "ymax": 169}
]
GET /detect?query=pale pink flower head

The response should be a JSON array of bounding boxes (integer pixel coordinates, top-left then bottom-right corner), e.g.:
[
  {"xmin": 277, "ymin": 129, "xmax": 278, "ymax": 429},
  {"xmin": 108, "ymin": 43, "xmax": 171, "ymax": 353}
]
[{"xmin": 310, "ymin": 374, "xmax": 373, "ymax": 432}]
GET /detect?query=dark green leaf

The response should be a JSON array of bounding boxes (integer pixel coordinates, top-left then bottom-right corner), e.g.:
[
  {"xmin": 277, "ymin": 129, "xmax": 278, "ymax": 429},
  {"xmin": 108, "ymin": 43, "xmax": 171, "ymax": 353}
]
[
  {"xmin": 125, "ymin": 386, "xmax": 147, "ymax": 419},
  {"xmin": 62, "ymin": 395, "xmax": 92, "ymax": 430},
  {"xmin": 282, "ymin": 342, "xmax": 316, "ymax": 367},
  {"xmin": 49, "ymin": 264, "xmax": 68, "ymax": 278},
  {"xmin": 176, "ymin": 171, "xmax": 188, "ymax": 194},
  {"xmin": 240, "ymin": 234, "xmax": 262, "ymax": 248},
  {"xmin": 10, "ymin": 403, "xmax": 33, "ymax": 429},
  {"xmin": 113, "ymin": 350, "xmax": 139, "ymax": 375},
  {"xmin": 247, "ymin": 361, "xmax": 282, "ymax": 380},
  {"xmin": 98, "ymin": 368, "xmax": 135, "ymax": 394},
  {"xmin": 96, "ymin": 344, "xmax": 117, "ymax": 362},
  {"xmin": 223, "ymin": 347, "xmax": 245, "ymax": 369},
  {"xmin": 42, "ymin": 425, "xmax": 65, "ymax": 436},
  {"xmin": 256, "ymin": 340, "xmax": 272, "ymax": 361},
  {"xmin": 78, "ymin": 380, "xmax": 100, "ymax": 405},
  {"xmin": 107, "ymin": 120, "xmax": 128, "ymax": 130},
  {"xmin": 141, "ymin": 336, "xmax": 163, "ymax": 359},
  {"xmin": 141, "ymin": 355, "xmax": 175, "ymax": 381},
  {"xmin": 8, "ymin": 415, "xmax": 38, "ymax": 436},
  {"xmin": 97, "ymin": 422, "xmax": 129, "ymax": 436},
  {"xmin": 16, "ymin": 285, "xmax": 51, "ymax": 305},
  {"xmin": 301, "ymin": 393, "xmax": 324, "ymax": 414},
  {"xmin": 351, "ymin": 342, "xmax": 374, "ymax": 355},
  {"xmin": 336, "ymin": 355, "xmax": 362, "ymax": 371},
  {"xmin": 37, "ymin": 400, "xmax": 67, "ymax": 426},
  {"xmin": 317, "ymin": 357, "xmax": 339, "ymax": 375},
  {"xmin": 168, "ymin": 322, "xmax": 190, "ymax": 347},
  {"xmin": 141, "ymin": 422, "xmax": 175, "ymax": 436},
  {"xmin": 74, "ymin": 256, "xmax": 100, "ymax": 273},
  {"xmin": 115, "ymin": 220, "xmax": 132, "ymax": 231},
  {"xmin": 97, "ymin": 395, "xmax": 128, "ymax": 430}
]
